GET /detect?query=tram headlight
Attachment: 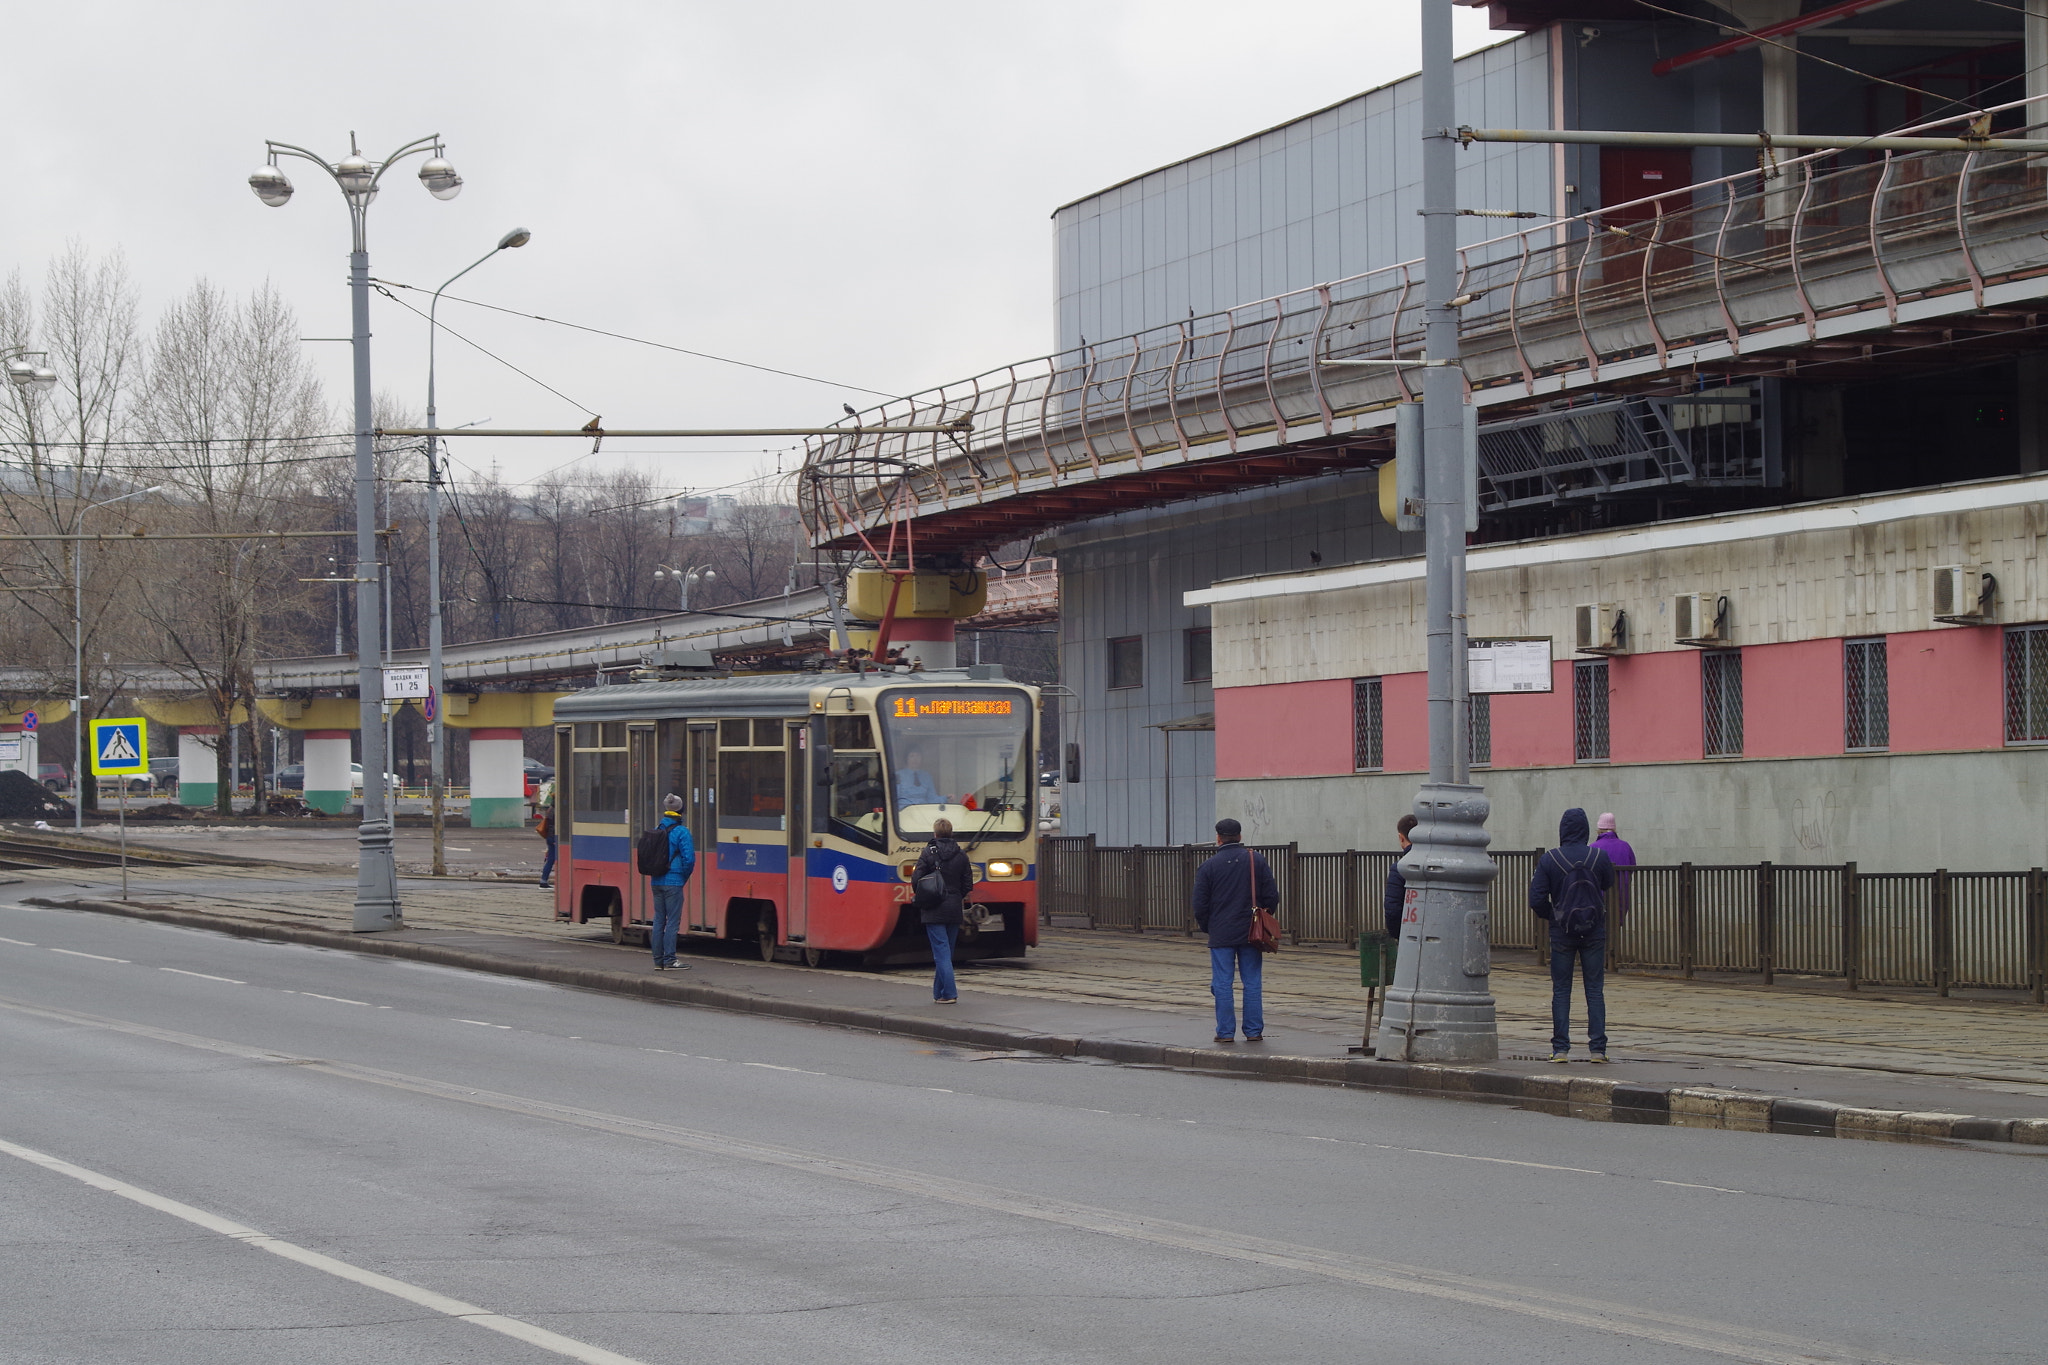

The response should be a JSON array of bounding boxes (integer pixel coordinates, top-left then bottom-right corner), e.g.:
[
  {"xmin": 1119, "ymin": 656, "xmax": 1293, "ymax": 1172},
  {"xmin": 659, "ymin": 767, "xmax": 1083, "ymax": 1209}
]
[{"xmin": 985, "ymin": 859, "xmax": 1025, "ymax": 880}]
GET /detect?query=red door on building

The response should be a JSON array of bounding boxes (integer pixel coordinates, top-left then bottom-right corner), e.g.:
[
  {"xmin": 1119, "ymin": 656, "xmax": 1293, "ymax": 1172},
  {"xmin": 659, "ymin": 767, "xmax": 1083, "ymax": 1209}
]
[{"xmin": 1597, "ymin": 146, "xmax": 1695, "ymax": 285}]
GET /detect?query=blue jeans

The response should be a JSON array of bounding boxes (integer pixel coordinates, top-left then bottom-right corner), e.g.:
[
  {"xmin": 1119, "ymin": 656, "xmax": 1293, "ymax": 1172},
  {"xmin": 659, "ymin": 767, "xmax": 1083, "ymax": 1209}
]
[
  {"xmin": 651, "ymin": 884, "xmax": 684, "ymax": 966},
  {"xmin": 927, "ymin": 923, "xmax": 959, "ymax": 1000},
  {"xmin": 1550, "ymin": 939, "xmax": 1607, "ymax": 1054},
  {"xmin": 539, "ymin": 834, "xmax": 557, "ymax": 885},
  {"xmin": 1210, "ymin": 945, "xmax": 1264, "ymax": 1038}
]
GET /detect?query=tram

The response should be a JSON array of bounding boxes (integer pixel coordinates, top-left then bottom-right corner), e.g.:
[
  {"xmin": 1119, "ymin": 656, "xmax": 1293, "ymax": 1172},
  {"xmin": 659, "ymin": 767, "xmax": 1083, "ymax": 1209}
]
[{"xmin": 549, "ymin": 668, "xmax": 1040, "ymax": 966}]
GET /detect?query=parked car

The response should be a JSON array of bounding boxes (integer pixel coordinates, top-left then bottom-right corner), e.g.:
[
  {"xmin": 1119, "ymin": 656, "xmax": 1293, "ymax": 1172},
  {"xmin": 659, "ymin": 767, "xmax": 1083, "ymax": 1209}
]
[
  {"xmin": 148, "ymin": 756, "xmax": 180, "ymax": 791},
  {"xmin": 274, "ymin": 763, "xmax": 305, "ymax": 791},
  {"xmin": 38, "ymin": 763, "xmax": 68, "ymax": 790}
]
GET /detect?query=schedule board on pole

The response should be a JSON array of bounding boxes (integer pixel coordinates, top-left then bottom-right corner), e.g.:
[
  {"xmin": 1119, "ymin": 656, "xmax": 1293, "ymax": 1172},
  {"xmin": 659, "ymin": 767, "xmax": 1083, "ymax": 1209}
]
[{"xmin": 1467, "ymin": 638, "xmax": 1553, "ymax": 694}]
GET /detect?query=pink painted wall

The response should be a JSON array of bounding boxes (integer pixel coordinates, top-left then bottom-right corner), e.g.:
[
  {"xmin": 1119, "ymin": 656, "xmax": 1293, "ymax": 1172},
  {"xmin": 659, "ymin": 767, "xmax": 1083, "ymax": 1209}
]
[
  {"xmin": 1607, "ymin": 651, "xmax": 1702, "ymax": 763},
  {"xmin": 1888, "ymin": 626, "xmax": 2007, "ymax": 753},
  {"xmin": 1742, "ymin": 639, "xmax": 1845, "ymax": 758},
  {"xmin": 1214, "ymin": 679, "xmax": 1354, "ymax": 778},
  {"xmin": 1487, "ymin": 660, "xmax": 1576, "ymax": 768},
  {"xmin": 1382, "ymin": 672, "xmax": 1430, "ymax": 772}
]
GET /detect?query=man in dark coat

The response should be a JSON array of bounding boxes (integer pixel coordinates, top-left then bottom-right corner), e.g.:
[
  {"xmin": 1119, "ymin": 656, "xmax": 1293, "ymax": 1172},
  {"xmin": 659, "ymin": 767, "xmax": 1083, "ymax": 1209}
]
[
  {"xmin": 912, "ymin": 816, "xmax": 973, "ymax": 1003},
  {"xmin": 1384, "ymin": 812, "xmax": 1417, "ymax": 942},
  {"xmin": 1191, "ymin": 818, "xmax": 1280, "ymax": 1043},
  {"xmin": 1528, "ymin": 807, "xmax": 1617, "ymax": 1063}
]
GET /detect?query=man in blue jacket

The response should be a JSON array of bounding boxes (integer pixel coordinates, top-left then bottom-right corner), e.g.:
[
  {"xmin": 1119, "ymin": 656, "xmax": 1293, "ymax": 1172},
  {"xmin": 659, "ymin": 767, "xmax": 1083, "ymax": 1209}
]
[
  {"xmin": 1528, "ymin": 807, "xmax": 1616, "ymax": 1062},
  {"xmin": 1191, "ymin": 818, "xmax": 1280, "ymax": 1044},
  {"xmin": 649, "ymin": 795, "xmax": 697, "ymax": 972}
]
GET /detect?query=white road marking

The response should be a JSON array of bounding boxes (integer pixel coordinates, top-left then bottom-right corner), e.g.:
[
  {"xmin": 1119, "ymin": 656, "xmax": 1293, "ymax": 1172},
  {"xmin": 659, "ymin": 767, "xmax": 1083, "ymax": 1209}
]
[
  {"xmin": 1408, "ymin": 1147, "xmax": 1604, "ymax": 1175},
  {"xmin": 0, "ymin": 935, "xmax": 35, "ymax": 946},
  {"xmin": 457, "ymin": 1019, "xmax": 512, "ymax": 1029},
  {"xmin": 742, "ymin": 1062, "xmax": 823, "ymax": 1075},
  {"xmin": 160, "ymin": 968, "xmax": 245, "ymax": 984},
  {"xmin": 0, "ymin": 1134, "xmax": 651, "ymax": 1365},
  {"xmin": 0, "ymin": 992, "xmax": 1944, "ymax": 1365},
  {"xmin": 49, "ymin": 948, "xmax": 127, "ymax": 963},
  {"xmin": 296, "ymin": 992, "xmax": 371, "ymax": 1007},
  {"xmin": 1656, "ymin": 1179, "xmax": 1748, "ymax": 1194}
]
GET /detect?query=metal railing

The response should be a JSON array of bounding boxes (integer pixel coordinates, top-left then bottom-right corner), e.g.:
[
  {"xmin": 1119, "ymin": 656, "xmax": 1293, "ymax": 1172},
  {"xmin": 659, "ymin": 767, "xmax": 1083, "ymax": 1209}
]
[
  {"xmin": 803, "ymin": 97, "xmax": 2048, "ymax": 550},
  {"xmin": 1040, "ymin": 836, "xmax": 2048, "ymax": 1001}
]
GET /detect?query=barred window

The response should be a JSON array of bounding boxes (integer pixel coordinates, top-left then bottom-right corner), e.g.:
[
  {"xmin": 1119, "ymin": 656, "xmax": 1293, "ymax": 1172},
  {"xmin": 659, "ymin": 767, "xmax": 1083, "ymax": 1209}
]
[
  {"xmin": 1845, "ymin": 638, "xmax": 1889, "ymax": 751},
  {"xmin": 1468, "ymin": 692, "xmax": 1491, "ymax": 769},
  {"xmin": 2007, "ymin": 625, "xmax": 2048, "ymax": 743},
  {"xmin": 1703, "ymin": 650, "xmax": 1744, "ymax": 757},
  {"xmin": 1574, "ymin": 658, "xmax": 1610, "ymax": 762},
  {"xmin": 1108, "ymin": 636, "xmax": 1143, "ymax": 690},
  {"xmin": 1353, "ymin": 677, "xmax": 1383, "ymax": 771}
]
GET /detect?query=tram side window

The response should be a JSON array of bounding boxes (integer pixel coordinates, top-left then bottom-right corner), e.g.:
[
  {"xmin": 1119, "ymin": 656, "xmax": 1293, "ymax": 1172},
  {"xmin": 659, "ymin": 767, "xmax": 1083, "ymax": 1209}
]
[
  {"xmin": 828, "ymin": 715, "xmax": 873, "ymax": 749},
  {"xmin": 573, "ymin": 748, "xmax": 627, "ymax": 821},
  {"xmin": 718, "ymin": 750, "xmax": 785, "ymax": 830},
  {"xmin": 826, "ymin": 754, "xmax": 886, "ymax": 849},
  {"xmin": 719, "ymin": 719, "xmax": 749, "ymax": 747}
]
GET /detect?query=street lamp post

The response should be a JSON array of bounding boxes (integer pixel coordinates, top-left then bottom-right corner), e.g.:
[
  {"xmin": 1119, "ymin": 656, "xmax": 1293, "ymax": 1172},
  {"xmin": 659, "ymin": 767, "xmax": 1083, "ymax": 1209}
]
[
  {"xmin": 72, "ymin": 485, "xmax": 164, "ymax": 831},
  {"xmin": 654, "ymin": 563, "xmax": 716, "ymax": 612},
  {"xmin": 425, "ymin": 226, "xmax": 531, "ymax": 877},
  {"xmin": 249, "ymin": 131, "xmax": 465, "ymax": 932},
  {"xmin": 1374, "ymin": 0, "xmax": 1499, "ymax": 1062}
]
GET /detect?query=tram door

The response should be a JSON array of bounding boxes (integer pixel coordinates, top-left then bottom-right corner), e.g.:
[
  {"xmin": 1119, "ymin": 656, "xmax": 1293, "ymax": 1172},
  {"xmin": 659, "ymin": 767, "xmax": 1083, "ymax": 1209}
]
[
  {"xmin": 686, "ymin": 724, "xmax": 717, "ymax": 932},
  {"xmin": 626, "ymin": 724, "xmax": 658, "ymax": 929},
  {"xmin": 784, "ymin": 720, "xmax": 810, "ymax": 946}
]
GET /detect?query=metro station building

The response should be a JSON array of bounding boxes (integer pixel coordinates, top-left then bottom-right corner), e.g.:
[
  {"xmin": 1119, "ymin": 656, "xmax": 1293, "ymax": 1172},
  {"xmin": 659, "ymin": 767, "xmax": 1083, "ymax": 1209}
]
[{"xmin": 803, "ymin": 0, "xmax": 2048, "ymax": 871}]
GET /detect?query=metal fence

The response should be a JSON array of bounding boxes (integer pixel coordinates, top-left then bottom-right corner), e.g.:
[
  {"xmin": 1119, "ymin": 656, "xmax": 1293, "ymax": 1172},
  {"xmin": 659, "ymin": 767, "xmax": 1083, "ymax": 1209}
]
[{"xmin": 1040, "ymin": 837, "xmax": 2048, "ymax": 1001}]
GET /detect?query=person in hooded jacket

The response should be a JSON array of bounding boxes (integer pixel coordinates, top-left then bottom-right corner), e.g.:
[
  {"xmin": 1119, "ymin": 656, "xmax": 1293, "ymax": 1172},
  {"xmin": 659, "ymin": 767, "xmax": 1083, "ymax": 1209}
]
[
  {"xmin": 649, "ymin": 795, "xmax": 696, "ymax": 972},
  {"xmin": 1528, "ymin": 807, "xmax": 1616, "ymax": 1062},
  {"xmin": 912, "ymin": 816, "xmax": 973, "ymax": 1003},
  {"xmin": 1191, "ymin": 818, "xmax": 1280, "ymax": 1043}
]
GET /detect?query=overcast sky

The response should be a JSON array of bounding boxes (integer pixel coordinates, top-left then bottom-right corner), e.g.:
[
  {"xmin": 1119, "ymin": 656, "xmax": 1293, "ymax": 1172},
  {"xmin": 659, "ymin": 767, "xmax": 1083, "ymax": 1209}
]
[{"xmin": 9, "ymin": 2, "xmax": 1497, "ymax": 497}]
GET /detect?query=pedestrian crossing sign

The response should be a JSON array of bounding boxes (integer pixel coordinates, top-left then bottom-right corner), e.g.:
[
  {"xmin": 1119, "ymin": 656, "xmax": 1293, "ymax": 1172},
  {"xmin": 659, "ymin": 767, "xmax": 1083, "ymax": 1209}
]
[{"xmin": 89, "ymin": 717, "xmax": 148, "ymax": 775}]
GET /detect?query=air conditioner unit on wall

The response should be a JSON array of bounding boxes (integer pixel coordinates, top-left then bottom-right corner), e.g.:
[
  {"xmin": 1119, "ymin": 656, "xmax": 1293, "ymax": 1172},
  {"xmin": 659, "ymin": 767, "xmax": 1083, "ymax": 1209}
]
[
  {"xmin": 1932, "ymin": 565, "xmax": 1997, "ymax": 624},
  {"xmin": 1574, "ymin": 602, "xmax": 1630, "ymax": 656},
  {"xmin": 1674, "ymin": 591, "xmax": 1730, "ymax": 646}
]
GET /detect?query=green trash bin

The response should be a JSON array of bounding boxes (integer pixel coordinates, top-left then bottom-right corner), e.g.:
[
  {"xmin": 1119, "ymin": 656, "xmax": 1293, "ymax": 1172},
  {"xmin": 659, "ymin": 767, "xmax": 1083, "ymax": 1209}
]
[{"xmin": 1354, "ymin": 930, "xmax": 1396, "ymax": 1054}]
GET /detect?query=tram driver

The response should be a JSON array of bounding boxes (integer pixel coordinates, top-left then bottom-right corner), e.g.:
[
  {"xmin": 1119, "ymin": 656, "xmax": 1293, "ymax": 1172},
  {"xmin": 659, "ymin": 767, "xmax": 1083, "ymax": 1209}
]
[{"xmin": 895, "ymin": 747, "xmax": 944, "ymax": 811}]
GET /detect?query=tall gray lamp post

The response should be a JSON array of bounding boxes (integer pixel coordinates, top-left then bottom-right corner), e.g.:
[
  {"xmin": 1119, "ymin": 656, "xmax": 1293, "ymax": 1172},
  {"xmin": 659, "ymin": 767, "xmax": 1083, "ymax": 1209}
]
[
  {"xmin": 249, "ymin": 132, "xmax": 466, "ymax": 932},
  {"xmin": 1374, "ymin": 0, "xmax": 1499, "ymax": 1062},
  {"xmin": 424, "ymin": 226, "xmax": 531, "ymax": 877},
  {"xmin": 654, "ymin": 563, "xmax": 716, "ymax": 611}
]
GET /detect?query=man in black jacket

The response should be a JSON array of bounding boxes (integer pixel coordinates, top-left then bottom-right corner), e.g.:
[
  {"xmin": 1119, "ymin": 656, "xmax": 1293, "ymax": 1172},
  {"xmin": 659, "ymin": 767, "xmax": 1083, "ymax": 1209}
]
[
  {"xmin": 1191, "ymin": 818, "xmax": 1279, "ymax": 1043},
  {"xmin": 1528, "ymin": 807, "xmax": 1617, "ymax": 1063},
  {"xmin": 1384, "ymin": 812, "xmax": 1417, "ymax": 942},
  {"xmin": 912, "ymin": 816, "xmax": 972, "ymax": 1003}
]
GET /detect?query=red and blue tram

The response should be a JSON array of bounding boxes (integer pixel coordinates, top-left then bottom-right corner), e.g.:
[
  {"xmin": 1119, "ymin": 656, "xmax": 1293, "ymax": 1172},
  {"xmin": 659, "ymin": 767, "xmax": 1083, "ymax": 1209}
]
[{"xmin": 550, "ymin": 669, "xmax": 1040, "ymax": 966}]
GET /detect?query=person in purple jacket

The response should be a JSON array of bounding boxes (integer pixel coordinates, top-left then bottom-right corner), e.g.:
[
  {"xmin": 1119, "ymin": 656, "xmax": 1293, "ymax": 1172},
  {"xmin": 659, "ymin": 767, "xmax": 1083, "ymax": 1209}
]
[{"xmin": 1592, "ymin": 813, "xmax": 1636, "ymax": 927}]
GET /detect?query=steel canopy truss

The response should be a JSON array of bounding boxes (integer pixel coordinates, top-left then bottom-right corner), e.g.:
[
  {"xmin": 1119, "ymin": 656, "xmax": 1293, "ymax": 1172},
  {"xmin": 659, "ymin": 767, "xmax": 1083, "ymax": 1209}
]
[{"xmin": 801, "ymin": 98, "xmax": 2048, "ymax": 556}]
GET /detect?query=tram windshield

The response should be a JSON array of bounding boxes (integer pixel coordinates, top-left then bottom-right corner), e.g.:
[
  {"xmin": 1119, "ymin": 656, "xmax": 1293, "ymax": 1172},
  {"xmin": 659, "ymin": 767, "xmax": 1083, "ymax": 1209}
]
[{"xmin": 878, "ymin": 688, "xmax": 1031, "ymax": 843}]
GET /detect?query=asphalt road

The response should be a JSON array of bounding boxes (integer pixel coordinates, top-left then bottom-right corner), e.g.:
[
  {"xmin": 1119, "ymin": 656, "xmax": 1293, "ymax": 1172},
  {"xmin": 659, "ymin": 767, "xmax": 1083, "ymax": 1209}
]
[{"xmin": 1, "ymin": 894, "xmax": 2041, "ymax": 1365}]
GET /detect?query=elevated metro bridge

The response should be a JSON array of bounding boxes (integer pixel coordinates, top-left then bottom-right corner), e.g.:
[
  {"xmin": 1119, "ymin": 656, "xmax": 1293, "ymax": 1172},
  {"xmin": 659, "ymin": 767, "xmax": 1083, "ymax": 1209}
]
[{"xmin": 800, "ymin": 123, "xmax": 2048, "ymax": 556}]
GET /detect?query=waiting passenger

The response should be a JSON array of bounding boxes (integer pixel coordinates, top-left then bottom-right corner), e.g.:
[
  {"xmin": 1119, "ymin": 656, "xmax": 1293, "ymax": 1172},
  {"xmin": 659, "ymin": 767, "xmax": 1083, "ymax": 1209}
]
[{"xmin": 895, "ymin": 748, "xmax": 943, "ymax": 810}]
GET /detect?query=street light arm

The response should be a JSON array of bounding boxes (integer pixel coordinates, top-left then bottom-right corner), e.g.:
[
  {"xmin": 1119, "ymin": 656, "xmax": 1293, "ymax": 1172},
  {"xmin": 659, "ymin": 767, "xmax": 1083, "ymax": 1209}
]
[
  {"xmin": 366, "ymin": 134, "xmax": 445, "ymax": 192},
  {"xmin": 426, "ymin": 245, "xmax": 505, "ymax": 427},
  {"xmin": 263, "ymin": 140, "xmax": 351, "ymax": 190}
]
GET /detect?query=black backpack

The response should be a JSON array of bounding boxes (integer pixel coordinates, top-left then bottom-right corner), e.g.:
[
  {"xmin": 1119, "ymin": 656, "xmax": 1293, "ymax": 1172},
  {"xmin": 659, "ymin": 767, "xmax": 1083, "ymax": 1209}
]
[
  {"xmin": 1543, "ymin": 846, "xmax": 1607, "ymax": 939},
  {"xmin": 636, "ymin": 825, "xmax": 673, "ymax": 877}
]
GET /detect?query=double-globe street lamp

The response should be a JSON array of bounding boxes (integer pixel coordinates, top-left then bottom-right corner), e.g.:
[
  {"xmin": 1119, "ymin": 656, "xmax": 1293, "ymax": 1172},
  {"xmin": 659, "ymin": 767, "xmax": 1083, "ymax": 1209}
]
[
  {"xmin": 249, "ymin": 133, "xmax": 465, "ymax": 932},
  {"xmin": 424, "ymin": 226, "xmax": 530, "ymax": 876},
  {"xmin": 655, "ymin": 563, "xmax": 716, "ymax": 612}
]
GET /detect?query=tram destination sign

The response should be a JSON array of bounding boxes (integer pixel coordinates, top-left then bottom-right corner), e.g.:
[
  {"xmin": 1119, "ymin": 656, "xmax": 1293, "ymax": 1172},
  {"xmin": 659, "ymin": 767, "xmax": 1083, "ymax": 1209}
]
[
  {"xmin": 888, "ymin": 694, "xmax": 1019, "ymax": 718},
  {"xmin": 1468, "ymin": 637, "xmax": 1553, "ymax": 694}
]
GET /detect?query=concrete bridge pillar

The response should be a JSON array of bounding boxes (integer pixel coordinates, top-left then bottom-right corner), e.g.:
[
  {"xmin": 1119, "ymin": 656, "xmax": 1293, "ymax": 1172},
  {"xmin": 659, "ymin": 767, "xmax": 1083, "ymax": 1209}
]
[
  {"xmin": 304, "ymin": 731, "xmax": 355, "ymax": 815},
  {"xmin": 467, "ymin": 728, "xmax": 527, "ymax": 828},
  {"xmin": 178, "ymin": 728, "xmax": 221, "ymax": 808}
]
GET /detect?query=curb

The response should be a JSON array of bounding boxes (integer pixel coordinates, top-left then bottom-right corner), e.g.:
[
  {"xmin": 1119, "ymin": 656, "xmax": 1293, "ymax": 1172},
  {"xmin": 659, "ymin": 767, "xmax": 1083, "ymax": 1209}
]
[{"xmin": 35, "ymin": 895, "xmax": 2048, "ymax": 1149}]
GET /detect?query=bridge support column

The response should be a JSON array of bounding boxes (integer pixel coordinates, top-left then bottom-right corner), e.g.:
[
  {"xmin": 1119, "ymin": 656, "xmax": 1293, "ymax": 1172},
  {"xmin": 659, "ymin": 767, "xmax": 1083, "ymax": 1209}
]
[
  {"xmin": 178, "ymin": 728, "xmax": 220, "ymax": 808},
  {"xmin": 304, "ymin": 731, "xmax": 354, "ymax": 815},
  {"xmin": 468, "ymin": 728, "xmax": 528, "ymax": 828},
  {"xmin": 891, "ymin": 618, "xmax": 956, "ymax": 670}
]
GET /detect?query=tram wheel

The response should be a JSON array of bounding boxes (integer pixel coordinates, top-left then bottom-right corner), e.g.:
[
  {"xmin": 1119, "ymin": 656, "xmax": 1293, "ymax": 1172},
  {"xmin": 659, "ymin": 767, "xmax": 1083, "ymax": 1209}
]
[
  {"xmin": 758, "ymin": 908, "xmax": 778, "ymax": 963},
  {"xmin": 802, "ymin": 946, "xmax": 828, "ymax": 969},
  {"xmin": 610, "ymin": 910, "xmax": 626, "ymax": 945}
]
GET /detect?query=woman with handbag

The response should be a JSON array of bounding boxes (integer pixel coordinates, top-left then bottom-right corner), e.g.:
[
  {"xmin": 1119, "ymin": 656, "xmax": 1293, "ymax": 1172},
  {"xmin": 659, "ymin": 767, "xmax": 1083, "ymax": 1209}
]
[
  {"xmin": 911, "ymin": 816, "xmax": 973, "ymax": 1004},
  {"xmin": 1191, "ymin": 818, "xmax": 1281, "ymax": 1043}
]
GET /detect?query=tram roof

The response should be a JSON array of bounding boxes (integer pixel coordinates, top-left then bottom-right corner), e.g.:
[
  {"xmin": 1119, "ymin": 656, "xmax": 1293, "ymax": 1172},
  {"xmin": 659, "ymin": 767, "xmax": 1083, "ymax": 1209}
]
[{"xmin": 552, "ymin": 669, "xmax": 1031, "ymax": 721}]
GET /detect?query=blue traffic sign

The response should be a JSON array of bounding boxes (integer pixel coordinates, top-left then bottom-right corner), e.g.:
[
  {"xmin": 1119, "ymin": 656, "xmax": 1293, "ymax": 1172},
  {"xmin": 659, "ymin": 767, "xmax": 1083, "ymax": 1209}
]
[{"xmin": 20, "ymin": 710, "xmax": 36, "ymax": 732}]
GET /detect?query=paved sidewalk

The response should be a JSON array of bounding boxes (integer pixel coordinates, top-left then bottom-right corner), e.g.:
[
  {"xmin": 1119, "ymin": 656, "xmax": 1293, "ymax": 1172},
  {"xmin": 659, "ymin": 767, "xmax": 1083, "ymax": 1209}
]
[{"xmin": 17, "ymin": 857, "xmax": 2048, "ymax": 1127}]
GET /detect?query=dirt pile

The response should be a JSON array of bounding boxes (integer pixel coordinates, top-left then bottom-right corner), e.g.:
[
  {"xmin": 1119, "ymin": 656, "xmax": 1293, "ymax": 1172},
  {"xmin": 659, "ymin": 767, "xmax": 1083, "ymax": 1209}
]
[{"xmin": 0, "ymin": 770, "xmax": 74, "ymax": 820}]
